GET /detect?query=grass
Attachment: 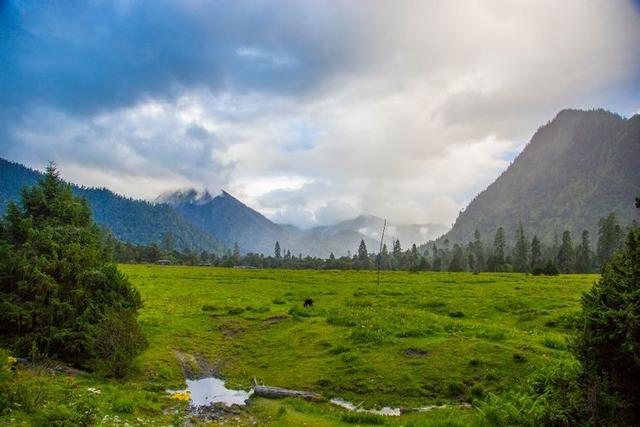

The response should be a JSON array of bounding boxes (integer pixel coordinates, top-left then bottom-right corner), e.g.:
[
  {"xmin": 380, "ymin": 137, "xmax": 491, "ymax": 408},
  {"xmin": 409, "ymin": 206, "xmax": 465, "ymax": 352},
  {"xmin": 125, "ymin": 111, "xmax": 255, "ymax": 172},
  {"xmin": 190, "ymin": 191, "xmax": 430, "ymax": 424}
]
[{"xmin": 0, "ymin": 266, "xmax": 596, "ymax": 425}]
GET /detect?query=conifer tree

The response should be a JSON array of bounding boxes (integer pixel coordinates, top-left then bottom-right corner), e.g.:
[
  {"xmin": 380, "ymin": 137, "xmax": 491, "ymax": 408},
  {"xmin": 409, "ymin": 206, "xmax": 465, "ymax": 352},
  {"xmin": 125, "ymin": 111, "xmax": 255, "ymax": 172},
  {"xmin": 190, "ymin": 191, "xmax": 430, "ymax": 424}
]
[
  {"xmin": 530, "ymin": 235, "xmax": 542, "ymax": 270},
  {"xmin": 556, "ymin": 230, "xmax": 574, "ymax": 273},
  {"xmin": 574, "ymin": 199, "xmax": 640, "ymax": 424},
  {"xmin": 514, "ymin": 223, "xmax": 529, "ymax": 272},
  {"xmin": 597, "ymin": 213, "xmax": 625, "ymax": 268},
  {"xmin": 274, "ymin": 241, "xmax": 282, "ymax": 259},
  {"xmin": 0, "ymin": 164, "xmax": 145, "ymax": 376}
]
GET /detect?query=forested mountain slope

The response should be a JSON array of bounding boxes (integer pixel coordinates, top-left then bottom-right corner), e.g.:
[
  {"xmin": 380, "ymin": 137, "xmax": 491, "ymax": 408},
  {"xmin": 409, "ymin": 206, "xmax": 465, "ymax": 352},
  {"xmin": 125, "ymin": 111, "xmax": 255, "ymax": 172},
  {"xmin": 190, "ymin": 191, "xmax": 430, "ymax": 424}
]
[
  {"xmin": 0, "ymin": 158, "xmax": 222, "ymax": 252},
  {"xmin": 442, "ymin": 109, "xmax": 640, "ymax": 243}
]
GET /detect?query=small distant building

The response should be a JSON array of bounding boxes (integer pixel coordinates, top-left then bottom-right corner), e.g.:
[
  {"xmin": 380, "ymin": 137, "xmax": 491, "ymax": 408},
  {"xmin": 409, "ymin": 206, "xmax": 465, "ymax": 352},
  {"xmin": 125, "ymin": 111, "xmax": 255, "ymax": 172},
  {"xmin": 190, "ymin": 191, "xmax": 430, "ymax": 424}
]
[
  {"xmin": 233, "ymin": 265, "xmax": 257, "ymax": 269},
  {"xmin": 156, "ymin": 259, "xmax": 173, "ymax": 265},
  {"xmin": 197, "ymin": 262, "xmax": 211, "ymax": 266}
]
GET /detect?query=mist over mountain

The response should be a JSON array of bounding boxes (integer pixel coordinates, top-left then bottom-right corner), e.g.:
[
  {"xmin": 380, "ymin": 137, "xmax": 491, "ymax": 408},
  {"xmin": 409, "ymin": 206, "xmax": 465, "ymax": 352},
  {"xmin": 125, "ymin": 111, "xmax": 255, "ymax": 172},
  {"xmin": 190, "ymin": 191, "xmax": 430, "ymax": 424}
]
[
  {"xmin": 312, "ymin": 215, "xmax": 448, "ymax": 249},
  {"xmin": 0, "ymin": 158, "xmax": 223, "ymax": 252},
  {"xmin": 441, "ymin": 109, "xmax": 640, "ymax": 245}
]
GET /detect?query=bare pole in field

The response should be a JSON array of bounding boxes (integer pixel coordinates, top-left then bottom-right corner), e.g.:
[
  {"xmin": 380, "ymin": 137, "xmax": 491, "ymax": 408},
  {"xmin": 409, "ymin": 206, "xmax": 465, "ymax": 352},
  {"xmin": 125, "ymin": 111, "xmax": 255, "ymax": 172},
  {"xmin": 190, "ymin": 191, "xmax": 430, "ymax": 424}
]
[{"xmin": 377, "ymin": 219, "xmax": 387, "ymax": 286}]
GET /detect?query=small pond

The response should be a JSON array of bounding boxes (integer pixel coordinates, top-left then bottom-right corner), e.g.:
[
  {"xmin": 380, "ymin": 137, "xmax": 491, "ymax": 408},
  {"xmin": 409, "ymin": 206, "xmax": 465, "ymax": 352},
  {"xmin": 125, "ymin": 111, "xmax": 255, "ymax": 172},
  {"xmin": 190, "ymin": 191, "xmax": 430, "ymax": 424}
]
[{"xmin": 169, "ymin": 377, "xmax": 253, "ymax": 407}]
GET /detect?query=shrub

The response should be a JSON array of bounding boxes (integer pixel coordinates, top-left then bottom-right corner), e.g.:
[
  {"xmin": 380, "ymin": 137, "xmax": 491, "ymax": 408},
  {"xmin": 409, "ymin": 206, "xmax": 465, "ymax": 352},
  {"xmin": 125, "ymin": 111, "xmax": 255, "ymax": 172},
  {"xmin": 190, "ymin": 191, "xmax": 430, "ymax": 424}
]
[
  {"xmin": 86, "ymin": 309, "xmax": 147, "ymax": 378},
  {"xmin": 227, "ymin": 307, "xmax": 245, "ymax": 315}
]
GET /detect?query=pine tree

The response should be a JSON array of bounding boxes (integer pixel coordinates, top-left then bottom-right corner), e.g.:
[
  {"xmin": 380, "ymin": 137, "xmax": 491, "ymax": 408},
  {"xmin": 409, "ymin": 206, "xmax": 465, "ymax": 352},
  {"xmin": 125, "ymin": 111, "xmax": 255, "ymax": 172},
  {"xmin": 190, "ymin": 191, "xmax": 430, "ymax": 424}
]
[
  {"xmin": 392, "ymin": 239, "xmax": 403, "ymax": 269},
  {"xmin": 556, "ymin": 230, "xmax": 574, "ymax": 273},
  {"xmin": 448, "ymin": 243, "xmax": 465, "ymax": 272},
  {"xmin": 574, "ymin": 200, "xmax": 640, "ymax": 424},
  {"xmin": 493, "ymin": 227, "xmax": 506, "ymax": 266},
  {"xmin": 274, "ymin": 241, "xmax": 282, "ymax": 259},
  {"xmin": 574, "ymin": 230, "xmax": 592, "ymax": 273},
  {"xmin": 408, "ymin": 243, "xmax": 419, "ymax": 272},
  {"xmin": 530, "ymin": 235, "xmax": 542, "ymax": 270},
  {"xmin": 597, "ymin": 213, "xmax": 625, "ymax": 268},
  {"xmin": 357, "ymin": 239, "xmax": 370, "ymax": 269},
  {"xmin": 514, "ymin": 223, "xmax": 529, "ymax": 272},
  {"xmin": 0, "ymin": 164, "xmax": 145, "ymax": 376}
]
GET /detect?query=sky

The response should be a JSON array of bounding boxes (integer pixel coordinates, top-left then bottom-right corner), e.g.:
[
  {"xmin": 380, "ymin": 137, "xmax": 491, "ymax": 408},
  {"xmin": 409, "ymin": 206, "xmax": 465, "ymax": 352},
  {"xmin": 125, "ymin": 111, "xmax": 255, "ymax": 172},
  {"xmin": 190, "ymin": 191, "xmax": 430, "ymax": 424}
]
[{"xmin": 1, "ymin": 0, "xmax": 640, "ymax": 229}]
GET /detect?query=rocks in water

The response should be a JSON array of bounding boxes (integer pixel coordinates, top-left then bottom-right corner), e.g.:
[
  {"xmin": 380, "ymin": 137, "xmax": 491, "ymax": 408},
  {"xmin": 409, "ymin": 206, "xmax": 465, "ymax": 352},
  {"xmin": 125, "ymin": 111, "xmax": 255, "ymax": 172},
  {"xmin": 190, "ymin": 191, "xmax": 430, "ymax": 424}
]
[{"xmin": 190, "ymin": 402, "xmax": 245, "ymax": 422}]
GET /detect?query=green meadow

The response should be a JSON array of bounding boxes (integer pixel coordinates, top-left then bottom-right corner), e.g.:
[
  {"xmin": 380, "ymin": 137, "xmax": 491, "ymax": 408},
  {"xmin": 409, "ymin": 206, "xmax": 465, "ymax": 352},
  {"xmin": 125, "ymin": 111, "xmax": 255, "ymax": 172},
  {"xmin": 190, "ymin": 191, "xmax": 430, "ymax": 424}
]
[{"xmin": 1, "ymin": 266, "xmax": 596, "ymax": 426}]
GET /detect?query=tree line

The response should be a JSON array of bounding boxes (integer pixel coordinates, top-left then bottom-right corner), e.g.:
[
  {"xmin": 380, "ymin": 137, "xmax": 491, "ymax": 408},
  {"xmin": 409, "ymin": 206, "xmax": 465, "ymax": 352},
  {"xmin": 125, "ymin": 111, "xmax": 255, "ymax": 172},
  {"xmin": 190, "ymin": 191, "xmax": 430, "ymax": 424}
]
[{"xmin": 113, "ymin": 213, "xmax": 629, "ymax": 275}]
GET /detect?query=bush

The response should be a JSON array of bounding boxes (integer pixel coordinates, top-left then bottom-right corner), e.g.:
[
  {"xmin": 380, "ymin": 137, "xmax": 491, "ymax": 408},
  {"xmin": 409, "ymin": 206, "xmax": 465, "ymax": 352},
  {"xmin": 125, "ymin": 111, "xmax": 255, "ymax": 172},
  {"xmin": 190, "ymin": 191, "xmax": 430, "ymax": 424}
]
[{"xmin": 86, "ymin": 310, "xmax": 147, "ymax": 378}]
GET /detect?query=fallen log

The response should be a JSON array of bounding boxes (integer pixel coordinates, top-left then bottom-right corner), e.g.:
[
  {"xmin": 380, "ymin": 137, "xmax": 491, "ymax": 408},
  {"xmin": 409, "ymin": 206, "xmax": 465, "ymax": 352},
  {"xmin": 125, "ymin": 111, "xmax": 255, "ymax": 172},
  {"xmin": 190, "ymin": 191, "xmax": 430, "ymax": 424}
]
[{"xmin": 253, "ymin": 385, "xmax": 323, "ymax": 401}]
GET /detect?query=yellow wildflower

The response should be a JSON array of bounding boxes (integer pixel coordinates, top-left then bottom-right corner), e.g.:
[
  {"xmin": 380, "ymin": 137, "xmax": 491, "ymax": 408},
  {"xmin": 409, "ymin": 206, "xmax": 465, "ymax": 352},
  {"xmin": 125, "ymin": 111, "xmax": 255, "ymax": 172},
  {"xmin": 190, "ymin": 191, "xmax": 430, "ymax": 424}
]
[
  {"xmin": 170, "ymin": 391, "xmax": 191, "ymax": 402},
  {"xmin": 7, "ymin": 356, "xmax": 17, "ymax": 365}
]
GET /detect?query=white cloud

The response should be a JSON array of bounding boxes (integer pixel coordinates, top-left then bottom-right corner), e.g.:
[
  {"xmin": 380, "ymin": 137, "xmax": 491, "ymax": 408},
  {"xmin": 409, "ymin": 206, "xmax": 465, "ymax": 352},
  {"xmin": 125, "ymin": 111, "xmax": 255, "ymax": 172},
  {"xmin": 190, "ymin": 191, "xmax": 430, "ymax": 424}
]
[{"xmin": 3, "ymin": 0, "xmax": 640, "ymax": 228}]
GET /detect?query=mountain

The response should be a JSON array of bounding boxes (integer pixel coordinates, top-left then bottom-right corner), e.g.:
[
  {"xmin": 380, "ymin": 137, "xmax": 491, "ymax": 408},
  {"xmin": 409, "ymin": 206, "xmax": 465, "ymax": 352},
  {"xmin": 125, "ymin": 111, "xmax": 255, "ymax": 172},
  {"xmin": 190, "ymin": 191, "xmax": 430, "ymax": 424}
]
[
  {"xmin": 312, "ymin": 215, "xmax": 448, "ymax": 249},
  {"xmin": 0, "ymin": 158, "xmax": 223, "ymax": 252},
  {"xmin": 157, "ymin": 189, "xmax": 448, "ymax": 257},
  {"xmin": 441, "ymin": 109, "xmax": 640, "ymax": 244},
  {"xmin": 158, "ymin": 189, "xmax": 290, "ymax": 254},
  {"xmin": 156, "ymin": 189, "xmax": 382, "ymax": 257}
]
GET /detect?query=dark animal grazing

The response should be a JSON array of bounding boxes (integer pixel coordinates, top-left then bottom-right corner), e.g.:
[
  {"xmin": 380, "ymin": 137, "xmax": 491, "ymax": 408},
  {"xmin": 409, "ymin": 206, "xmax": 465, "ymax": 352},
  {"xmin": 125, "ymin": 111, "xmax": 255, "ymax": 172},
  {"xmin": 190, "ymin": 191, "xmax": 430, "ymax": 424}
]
[{"xmin": 303, "ymin": 298, "xmax": 313, "ymax": 307}]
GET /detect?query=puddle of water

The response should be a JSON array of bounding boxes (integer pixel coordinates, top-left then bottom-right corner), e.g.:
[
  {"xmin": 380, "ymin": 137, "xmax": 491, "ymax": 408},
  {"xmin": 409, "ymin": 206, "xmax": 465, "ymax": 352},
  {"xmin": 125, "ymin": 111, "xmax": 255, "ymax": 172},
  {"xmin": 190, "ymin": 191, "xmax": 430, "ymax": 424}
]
[
  {"xmin": 169, "ymin": 377, "xmax": 253, "ymax": 407},
  {"xmin": 330, "ymin": 397, "xmax": 402, "ymax": 416}
]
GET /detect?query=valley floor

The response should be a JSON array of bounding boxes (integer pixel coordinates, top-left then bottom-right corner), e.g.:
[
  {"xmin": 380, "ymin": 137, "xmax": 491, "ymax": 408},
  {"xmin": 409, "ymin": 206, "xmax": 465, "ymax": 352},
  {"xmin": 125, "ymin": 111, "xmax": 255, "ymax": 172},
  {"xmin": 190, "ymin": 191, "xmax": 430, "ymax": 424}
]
[{"xmin": 1, "ymin": 267, "xmax": 596, "ymax": 426}]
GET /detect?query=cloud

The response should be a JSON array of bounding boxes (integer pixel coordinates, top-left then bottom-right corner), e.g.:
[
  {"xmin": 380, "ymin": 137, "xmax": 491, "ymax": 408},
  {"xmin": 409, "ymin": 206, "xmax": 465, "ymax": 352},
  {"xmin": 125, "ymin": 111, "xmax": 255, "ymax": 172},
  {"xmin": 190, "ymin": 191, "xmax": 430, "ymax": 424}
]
[{"xmin": 1, "ymin": 0, "xmax": 639, "ymax": 228}]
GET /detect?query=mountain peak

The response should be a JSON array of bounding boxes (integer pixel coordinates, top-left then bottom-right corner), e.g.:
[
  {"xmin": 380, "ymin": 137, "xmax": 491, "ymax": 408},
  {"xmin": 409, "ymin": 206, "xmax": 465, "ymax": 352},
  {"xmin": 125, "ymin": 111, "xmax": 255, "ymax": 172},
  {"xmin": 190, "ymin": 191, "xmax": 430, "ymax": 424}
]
[{"xmin": 155, "ymin": 188, "xmax": 214, "ymax": 207}]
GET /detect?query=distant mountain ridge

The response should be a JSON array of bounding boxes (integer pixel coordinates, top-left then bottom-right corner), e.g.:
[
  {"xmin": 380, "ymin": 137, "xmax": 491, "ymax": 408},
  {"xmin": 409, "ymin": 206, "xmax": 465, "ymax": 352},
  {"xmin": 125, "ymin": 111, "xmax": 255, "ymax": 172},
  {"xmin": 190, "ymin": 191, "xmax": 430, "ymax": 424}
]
[
  {"xmin": 440, "ymin": 109, "xmax": 640, "ymax": 244},
  {"xmin": 0, "ymin": 158, "xmax": 223, "ymax": 252},
  {"xmin": 155, "ymin": 189, "xmax": 447, "ymax": 257},
  {"xmin": 156, "ymin": 189, "xmax": 384, "ymax": 257}
]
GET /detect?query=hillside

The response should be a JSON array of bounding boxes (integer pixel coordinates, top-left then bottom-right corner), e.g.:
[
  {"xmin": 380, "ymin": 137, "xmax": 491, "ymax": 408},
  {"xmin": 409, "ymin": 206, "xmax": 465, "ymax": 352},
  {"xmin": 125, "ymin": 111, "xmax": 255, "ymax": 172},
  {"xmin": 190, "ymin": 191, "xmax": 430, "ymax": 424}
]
[
  {"xmin": 0, "ymin": 158, "xmax": 223, "ymax": 252},
  {"xmin": 442, "ymin": 109, "xmax": 640, "ymax": 244}
]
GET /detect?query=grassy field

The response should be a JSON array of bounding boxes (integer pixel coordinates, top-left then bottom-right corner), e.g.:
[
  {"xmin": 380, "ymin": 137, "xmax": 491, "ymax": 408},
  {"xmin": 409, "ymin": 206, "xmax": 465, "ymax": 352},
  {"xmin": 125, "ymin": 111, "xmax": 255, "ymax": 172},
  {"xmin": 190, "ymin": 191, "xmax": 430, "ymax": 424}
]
[{"xmin": 1, "ymin": 266, "xmax": 596, "ymax": 426}]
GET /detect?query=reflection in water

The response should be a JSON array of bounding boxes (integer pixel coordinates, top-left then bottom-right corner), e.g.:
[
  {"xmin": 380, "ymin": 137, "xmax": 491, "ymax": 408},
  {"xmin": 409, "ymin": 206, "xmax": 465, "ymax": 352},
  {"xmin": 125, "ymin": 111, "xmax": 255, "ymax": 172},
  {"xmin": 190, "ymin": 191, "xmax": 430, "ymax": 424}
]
[{"xmin": 169, "ymin": 377, "xmax": 253, "ymax": 407}]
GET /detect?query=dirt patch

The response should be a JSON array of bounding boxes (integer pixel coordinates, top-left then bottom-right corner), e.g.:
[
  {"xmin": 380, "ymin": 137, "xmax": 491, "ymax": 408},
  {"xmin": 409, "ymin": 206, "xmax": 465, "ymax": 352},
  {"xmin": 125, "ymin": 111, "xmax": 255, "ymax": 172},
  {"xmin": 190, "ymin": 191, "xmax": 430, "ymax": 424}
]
[
  {"xmin": 264, "ymin": 315, "xmax": 289, "ymax": 324},
  {"xmin": 174, "ymin": 351, "xmax": 222, "ymax": 379},
  {"xmin": 403, "ymin": 348, "xmax": 429, "ymax": 357},
  {"xmin": 220, "ymin": 321, "xmax": 246, "ymax": 337}
]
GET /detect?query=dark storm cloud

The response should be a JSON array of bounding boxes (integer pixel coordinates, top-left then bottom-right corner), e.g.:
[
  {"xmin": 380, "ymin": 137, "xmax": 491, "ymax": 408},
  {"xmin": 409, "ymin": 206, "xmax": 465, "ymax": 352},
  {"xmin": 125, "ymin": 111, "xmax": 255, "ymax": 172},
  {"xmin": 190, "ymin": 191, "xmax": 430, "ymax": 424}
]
[{"xmin": 0, "ymin": 0, "xmax": 358, "ymax": 119}]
